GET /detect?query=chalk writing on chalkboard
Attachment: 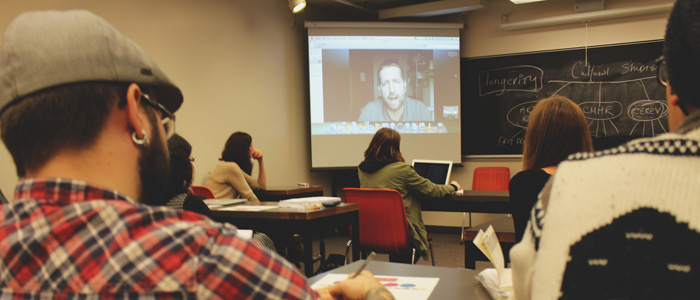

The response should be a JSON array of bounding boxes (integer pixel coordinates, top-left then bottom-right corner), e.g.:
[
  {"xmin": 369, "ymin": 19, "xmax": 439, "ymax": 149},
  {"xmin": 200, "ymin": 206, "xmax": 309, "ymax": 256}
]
[
  {"xmin": 462, "ymin": 41, "xmax": 665, "ymax": 155},
  {"xmin": 479, "ymin": 66, "xmax": 544, "ymax": 96}
]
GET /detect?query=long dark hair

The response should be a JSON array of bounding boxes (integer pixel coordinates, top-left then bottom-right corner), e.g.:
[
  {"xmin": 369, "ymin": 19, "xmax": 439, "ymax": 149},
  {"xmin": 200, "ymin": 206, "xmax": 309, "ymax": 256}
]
[
  {"xmin": 364, "ymin": 128, "xmax": 405, "ymax": 162},
  {"xmin": 164, "ymin": 133, "xmax": 193, "ymax": 201},
  {"xmin": 221, "ymin": 131, "xmax": 253, "ymax": 175},
  {"xmin": 522, "ymin": 95, "xmax": 594, "ymax": 170}
]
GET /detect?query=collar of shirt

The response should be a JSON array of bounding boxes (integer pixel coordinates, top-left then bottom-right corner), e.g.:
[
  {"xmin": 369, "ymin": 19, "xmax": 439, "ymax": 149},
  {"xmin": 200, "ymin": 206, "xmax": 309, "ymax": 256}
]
[
  {"xmin": 674, "ymin": 109, "xmax": 700, "ymax": 135},
  {"xmin": 13, "ymin": 178, "xmax": 134, "ymax": 205}
]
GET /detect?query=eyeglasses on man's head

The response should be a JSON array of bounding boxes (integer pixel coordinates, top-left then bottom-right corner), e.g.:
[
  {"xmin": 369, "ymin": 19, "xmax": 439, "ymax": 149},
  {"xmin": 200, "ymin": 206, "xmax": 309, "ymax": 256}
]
[
  {"xmin": 655, "ymin": 56, "xmax": 668, "ymax": 87},
  {"xmin": 141, "ymin": 94, "xmax": 176, "ymax": 139}
]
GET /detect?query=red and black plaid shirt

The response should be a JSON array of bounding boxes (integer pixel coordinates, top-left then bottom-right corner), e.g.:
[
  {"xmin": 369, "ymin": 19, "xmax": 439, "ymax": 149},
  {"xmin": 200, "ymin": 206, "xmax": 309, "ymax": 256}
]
[{"xmin": 0, "ymin": 178, "xmax": 320, "ymax": 299}]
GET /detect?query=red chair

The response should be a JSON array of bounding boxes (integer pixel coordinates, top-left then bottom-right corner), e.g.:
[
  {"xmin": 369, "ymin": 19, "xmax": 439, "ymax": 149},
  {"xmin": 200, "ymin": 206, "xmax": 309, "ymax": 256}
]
[
  {"xmin": 190, "ymin": 185, "xmax": 215, "ymax": 199},
  {"xmin": 343, "ymin": 188, "xmax": 434, "ymax": 265},
  {"xmin": 462, "ymin": 167, "xmax": 511, "ymax": 240},
  {"xmin": 472, "ymin": 167, "xmax": 511, "ymax": 191}
]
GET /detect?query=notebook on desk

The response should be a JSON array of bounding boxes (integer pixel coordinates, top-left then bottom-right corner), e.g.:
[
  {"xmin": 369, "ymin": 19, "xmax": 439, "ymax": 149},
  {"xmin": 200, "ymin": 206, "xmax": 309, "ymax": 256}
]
[
  {"xmin": 203, "ymin": 199, "xmax": 246, "ymax": 209},
  {"xmin": 412, "ymin": 159, "xmax": 453, "ymax": 185}
]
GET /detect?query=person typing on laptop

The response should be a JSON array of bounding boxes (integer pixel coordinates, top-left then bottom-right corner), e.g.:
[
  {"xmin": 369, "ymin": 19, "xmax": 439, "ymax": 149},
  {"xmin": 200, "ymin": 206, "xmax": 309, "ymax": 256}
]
[{"xmin": 358, "ymin": 128, "xmax": 461, "ymax": 264}]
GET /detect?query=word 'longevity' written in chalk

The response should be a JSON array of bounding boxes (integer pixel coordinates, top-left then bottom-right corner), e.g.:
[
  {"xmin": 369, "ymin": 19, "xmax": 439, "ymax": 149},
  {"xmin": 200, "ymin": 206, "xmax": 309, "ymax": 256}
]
[{"xmin": 479, "ymin": 66, "xmax": 543, "ymax": 96}]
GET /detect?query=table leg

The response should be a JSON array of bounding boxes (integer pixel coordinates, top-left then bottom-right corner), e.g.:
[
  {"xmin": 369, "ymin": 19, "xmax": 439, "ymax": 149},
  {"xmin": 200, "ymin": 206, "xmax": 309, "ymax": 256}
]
[
  {"xmin": 316, "ymin": 231, "xmax": 326, "ymax": 274},
  {"xmin": 303, "ymin": 234, "xmax": 314, "ymax": 277},
  {"xmin": 464, "ymin": 242, "xmax": 477, "ymax": 269}
]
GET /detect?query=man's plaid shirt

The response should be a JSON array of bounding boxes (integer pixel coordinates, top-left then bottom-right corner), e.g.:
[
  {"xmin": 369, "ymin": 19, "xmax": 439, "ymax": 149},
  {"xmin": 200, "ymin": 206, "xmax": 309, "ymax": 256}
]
[{"xmin": 0, "ymin": 178, "xmax": 320, "ymax": 299}]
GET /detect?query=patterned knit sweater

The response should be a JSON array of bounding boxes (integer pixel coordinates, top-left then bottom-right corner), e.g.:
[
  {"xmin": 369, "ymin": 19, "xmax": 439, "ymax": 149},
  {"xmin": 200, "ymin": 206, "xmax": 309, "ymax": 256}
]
[{"xmin": 510, "ymin": 110, "xmax": 700, "ymax": 300}]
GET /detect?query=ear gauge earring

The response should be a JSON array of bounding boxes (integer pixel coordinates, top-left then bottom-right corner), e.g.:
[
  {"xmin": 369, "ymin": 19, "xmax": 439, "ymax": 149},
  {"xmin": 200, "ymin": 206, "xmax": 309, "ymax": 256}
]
[{"xmin": 132, "ymin": 129, "xmax": 150, "ymax": 148}]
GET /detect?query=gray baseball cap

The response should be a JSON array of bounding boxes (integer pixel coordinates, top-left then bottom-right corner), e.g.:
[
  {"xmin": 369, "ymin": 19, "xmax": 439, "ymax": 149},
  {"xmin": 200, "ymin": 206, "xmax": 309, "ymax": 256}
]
[{"xmin": 0, "ymin": 10, "xmax": 183, "ymax": 115}]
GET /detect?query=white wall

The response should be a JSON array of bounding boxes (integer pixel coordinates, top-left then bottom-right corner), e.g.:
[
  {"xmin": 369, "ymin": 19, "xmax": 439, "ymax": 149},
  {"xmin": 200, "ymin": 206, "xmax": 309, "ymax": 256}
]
[
  {"xmin": 0, "ymin": 0, "xmax": 673, "ymax": 226},
  {"xmin": 0, "ymin": 0, "xmax": 332, "ymax": 199}
]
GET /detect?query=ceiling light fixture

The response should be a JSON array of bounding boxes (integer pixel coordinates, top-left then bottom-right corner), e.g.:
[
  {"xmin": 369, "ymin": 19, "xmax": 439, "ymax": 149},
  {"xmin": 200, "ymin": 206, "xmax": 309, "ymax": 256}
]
[
  {"xmin": 289, "ymin": 0, "xmax": 306, "ymax": 13},
  {"xmin": 501, "ymin": 3, "xmax": 673, "ymax": 30},
  {"xmin": 510, "ymin": 0, "xmax": 547, "ymax": 4},
  {"xmin": 378, "ymin": 0, "xmax": 485, "ymax": 20}
]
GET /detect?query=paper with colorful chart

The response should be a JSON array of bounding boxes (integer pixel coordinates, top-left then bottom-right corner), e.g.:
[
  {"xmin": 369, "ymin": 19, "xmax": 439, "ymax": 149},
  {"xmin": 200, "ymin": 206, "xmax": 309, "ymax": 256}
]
[{"xmin": 311, "ymin": 274, "xmax": 439, "ymax": 300}]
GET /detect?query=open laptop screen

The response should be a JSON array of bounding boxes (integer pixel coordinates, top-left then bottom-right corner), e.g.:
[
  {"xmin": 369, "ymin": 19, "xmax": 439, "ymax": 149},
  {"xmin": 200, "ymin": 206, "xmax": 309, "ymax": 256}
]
[{"xmin": 412, "ymin": 159, "xmax": 453, "ymax": 185}]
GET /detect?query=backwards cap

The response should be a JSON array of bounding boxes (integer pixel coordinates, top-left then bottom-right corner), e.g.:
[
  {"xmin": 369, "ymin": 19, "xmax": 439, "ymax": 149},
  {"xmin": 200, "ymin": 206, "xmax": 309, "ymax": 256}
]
[{"xmin": 0, "ymin": 10, "xmax": 183, "ymax": 115}]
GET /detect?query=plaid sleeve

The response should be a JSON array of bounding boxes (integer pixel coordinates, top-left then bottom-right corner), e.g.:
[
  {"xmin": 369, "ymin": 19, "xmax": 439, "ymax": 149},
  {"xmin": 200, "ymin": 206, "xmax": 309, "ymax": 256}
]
[{"xmin": 196, "ymin": 224, "xmax": 320, "ymax": 300}]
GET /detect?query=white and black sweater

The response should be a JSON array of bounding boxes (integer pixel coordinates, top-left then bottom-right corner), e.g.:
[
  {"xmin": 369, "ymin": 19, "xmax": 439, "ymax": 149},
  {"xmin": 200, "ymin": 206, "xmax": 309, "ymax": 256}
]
[{"xmin": 510, "ymin": 110, "xmax": 700, "ymax": 300}]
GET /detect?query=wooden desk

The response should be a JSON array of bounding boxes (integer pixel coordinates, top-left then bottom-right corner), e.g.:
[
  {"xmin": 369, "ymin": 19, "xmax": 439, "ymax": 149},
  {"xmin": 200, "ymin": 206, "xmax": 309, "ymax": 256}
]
[
  {"xmin": 211, "ymin": 202, "xmax": 359, "ymax": 277},
  {"xmin": 420, "ymin": 190, "xmax": 511, "ymax": 214},
  {"xmin": 309, "ymin": 260, "xmax": 491, "ymax": 300},
  {"xmin": 254, "ymin": 185, "xmax": 324, "ymax": 202}
]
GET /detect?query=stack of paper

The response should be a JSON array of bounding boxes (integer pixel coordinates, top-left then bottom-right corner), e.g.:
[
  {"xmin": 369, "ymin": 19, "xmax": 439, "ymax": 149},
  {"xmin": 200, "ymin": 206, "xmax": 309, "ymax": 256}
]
[
  {"xmin": 278, "ymin": 197, "xmax": 341, "ymax": 210},
  {"xmin": 203, "ymin": 199, "xmax": 246, "ymax": 209},
  {"xmin": 473, "ymin": 225, "xmax": 512, "ymax": 300}
]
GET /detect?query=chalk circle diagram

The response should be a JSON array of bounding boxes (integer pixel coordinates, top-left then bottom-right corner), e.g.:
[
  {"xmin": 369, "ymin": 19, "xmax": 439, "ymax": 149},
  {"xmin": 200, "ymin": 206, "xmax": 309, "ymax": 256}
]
[
  {"xmin": 627, "ymin": 100, "xmax": 668, "ymax": 136},
  {"xmin": 478, "ymin": 65, "xmax": 545, "ymax": 141},
  {"xmin": 549, "ymin": 79, "xmax": 667, "ymax": 138},
  {"xmin": 507, "ymin": 100, "xmax": 539, "ymax": 140},
  {"xmin": 503, "ymin": 79, "xmax": 667, "ymax": 140}
]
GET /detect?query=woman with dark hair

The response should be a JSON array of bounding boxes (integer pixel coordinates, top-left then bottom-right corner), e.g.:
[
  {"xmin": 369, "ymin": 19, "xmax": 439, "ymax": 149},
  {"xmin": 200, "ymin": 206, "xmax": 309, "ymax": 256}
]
[
  {"xmin": 164, "ymin": 134, "xmax": 212, "ymax": 217},
  {"xmin": 205, "ymin": 132, "xmax": 266, "ymax": 202},
  {"xmin": 509, "ymin": 95, "xmax": 594, "ymax": 242},
  {"xmin": 358, "ymin": 128, "xmax": 460, "ymax": 264}
]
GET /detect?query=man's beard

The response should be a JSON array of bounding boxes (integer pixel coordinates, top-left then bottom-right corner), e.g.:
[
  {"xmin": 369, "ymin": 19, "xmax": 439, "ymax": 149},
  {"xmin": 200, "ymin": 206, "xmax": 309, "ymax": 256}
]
[
  {"xmin": 384, "ymin": 95, "xmax": 405, "ymax": 112},
  {"xmin": 137, "ymin": 116, "xmax": 170, "ymax": 206}
]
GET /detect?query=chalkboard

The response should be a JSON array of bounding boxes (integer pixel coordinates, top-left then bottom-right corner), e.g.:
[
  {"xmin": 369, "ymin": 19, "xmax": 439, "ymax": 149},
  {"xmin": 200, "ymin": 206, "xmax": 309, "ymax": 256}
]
[{"xmin": 461, "ymin": 41, "xmax": 666, "ymax": 155}]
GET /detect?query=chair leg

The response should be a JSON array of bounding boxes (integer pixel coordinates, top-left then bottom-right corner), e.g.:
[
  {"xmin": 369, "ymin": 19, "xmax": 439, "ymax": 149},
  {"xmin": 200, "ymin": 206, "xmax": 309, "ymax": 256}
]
[
  {"xmin": 429, "ymin": 241, "xmax": 435, "ymax": 266},
  {"xmin": 343, "ymin": 239, "xmax": 352, "ymax": 265},
  {"xmin": 460, "ymin": 212, "xmax": 465, "ymax": 244}
]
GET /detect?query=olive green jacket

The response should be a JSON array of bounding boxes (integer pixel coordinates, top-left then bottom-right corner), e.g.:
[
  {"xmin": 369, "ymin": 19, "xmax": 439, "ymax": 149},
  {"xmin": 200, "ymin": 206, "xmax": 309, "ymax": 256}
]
[{"xmin": 358, "ymin": 161, "xmax": 456, "ymax": 259}]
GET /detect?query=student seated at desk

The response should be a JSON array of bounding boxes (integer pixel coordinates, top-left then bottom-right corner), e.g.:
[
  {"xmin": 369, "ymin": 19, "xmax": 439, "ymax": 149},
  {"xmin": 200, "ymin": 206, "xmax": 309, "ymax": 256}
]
[
  {"xmin": 508, "ymin": 95, "xmax": 593, "ymax": 243},
  {"xmin": 163, "ymin": 133, "xmax": 212, "ymax": 217},
  {"xmin": 358, "ymin": 128, "xmax": 461, "ymax": 264},
  {"xmin": 205, "ymin": 131, "xmax": 266, "ymax": 202},
  {"xmin": 206, "ymin": 132, "xmax": 305, "ymax": 261},
  {"xmin": 166, "ymin": 134, "xmax": 279, "ymax": 251}
]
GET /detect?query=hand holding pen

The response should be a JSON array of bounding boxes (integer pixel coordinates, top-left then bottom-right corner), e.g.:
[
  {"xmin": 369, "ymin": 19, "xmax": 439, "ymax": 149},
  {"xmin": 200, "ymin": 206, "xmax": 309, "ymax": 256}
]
[
  {"xmin": 319, "ymin": 251, "xmax": 395, "ymax": 300},
  {"xmin": 351, "ymin": 251, "xmax": 376, "ymax": 278}
]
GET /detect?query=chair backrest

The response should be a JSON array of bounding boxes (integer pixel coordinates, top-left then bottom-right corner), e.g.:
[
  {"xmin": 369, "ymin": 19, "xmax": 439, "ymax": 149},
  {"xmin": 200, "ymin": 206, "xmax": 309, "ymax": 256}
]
[
  {"xmin": 472, "ymin": 167, "xmax": 510, "ymax": 191},
  {"xmin": 191, "ymin": 185, "xmax": 215, "ymax": 199},
  {"xmin": 343, "ymin": 188, "xmax": 412, "ymax": 255}
]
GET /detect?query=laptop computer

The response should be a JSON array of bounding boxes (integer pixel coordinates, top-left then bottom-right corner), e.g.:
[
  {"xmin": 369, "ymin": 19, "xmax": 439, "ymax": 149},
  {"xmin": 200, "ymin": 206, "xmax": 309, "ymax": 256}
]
[{"xmin": 411, "ymin": 159, "xmax": 453, "ymax": 185}]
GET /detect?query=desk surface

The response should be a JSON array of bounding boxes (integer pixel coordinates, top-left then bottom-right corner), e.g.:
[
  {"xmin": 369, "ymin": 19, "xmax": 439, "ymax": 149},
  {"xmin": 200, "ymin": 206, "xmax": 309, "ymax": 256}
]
[
  {"xmin": 421, "ymin": 190, "xmax": 511, "ymax": 214},
  {"xmin": 309, "ymin": 260, "xmax": 491, "ymax": 300},
  {"xmin": 211, "ymin": 201, "xmax": 358, "ymax": 220},
  {"xmin": 254, "ymin": 186, "xmax": 324, "ymax": 201},
  {"xmin": 210, "ymin": 201, "xmax": 360, "ymax": 277}
]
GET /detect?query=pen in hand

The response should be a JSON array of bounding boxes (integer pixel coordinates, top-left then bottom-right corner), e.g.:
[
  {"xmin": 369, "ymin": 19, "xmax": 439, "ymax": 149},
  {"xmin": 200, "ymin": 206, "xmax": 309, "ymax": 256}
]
[{"xmin": 350, "ymin": 251, "xmax": 376, "ymax": 279}]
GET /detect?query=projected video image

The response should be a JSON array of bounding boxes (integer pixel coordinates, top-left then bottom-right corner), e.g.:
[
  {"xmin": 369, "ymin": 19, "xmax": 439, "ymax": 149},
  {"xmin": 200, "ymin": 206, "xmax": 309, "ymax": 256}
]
[{"xmin": 309, "ymin": 36, "xmax": 460, "ymax": 136}]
